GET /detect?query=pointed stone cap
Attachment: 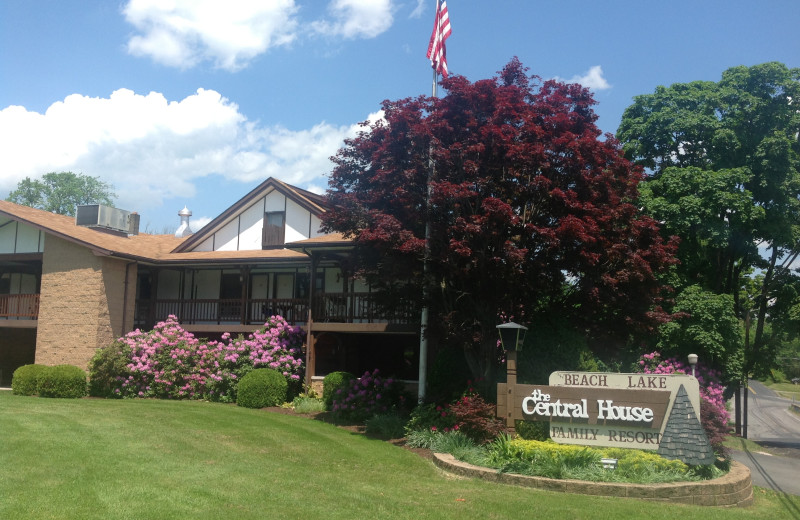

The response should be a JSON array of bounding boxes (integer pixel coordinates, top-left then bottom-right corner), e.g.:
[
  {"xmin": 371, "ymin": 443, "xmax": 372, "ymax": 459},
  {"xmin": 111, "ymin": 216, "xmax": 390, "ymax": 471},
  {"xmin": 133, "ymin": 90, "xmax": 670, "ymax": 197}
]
[{"xmin": 657, "ymin": 384, "xmax": 715, "ymax": 466}]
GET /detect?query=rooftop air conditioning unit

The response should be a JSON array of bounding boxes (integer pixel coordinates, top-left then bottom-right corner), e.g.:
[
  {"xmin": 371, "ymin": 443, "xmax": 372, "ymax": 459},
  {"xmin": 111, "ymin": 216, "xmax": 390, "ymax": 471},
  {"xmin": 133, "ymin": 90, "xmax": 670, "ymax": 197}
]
[{"xmin": 76, "ymin": 204, "xmax": 140, "ymax": 236}]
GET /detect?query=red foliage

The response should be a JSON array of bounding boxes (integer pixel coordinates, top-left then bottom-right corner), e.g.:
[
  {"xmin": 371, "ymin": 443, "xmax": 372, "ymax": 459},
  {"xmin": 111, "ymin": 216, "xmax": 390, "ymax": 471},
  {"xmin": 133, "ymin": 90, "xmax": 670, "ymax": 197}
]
[
  {"xmin": 446, "ymin": 394, "xmax": 506, "ymax": 444},
  {"xmin": 323, "ymin": 58, "xmax": 677, "ymax": 377}
]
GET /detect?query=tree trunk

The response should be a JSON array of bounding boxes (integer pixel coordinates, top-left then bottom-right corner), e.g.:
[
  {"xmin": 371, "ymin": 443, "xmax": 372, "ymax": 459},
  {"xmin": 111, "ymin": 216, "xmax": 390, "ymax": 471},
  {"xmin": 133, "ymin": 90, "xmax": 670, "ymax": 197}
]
[{"xmin": 751, "ymin": 246, "xmax": 778, "ymax": 374}]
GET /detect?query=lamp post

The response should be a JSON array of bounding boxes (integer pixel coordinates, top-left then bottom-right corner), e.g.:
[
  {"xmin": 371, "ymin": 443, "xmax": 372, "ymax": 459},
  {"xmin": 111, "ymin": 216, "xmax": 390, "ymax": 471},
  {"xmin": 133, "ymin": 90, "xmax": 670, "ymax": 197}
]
[
  {"xmin": 497, "ymin": 322, "xmax": 528, "ymax": 351},
  {"xmin": 687, "ymin": 353, "xmax": 698, "ymax": 378},
  {"xmin": 497, "ymin": 322, "xmax": 528, "ymax": 429}
]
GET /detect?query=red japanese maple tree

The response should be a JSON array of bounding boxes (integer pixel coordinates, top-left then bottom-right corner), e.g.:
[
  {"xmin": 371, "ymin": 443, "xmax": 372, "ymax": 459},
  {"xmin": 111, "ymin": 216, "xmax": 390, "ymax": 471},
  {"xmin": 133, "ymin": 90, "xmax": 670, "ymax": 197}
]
[{"xmin": 322, "ymin": 58, "xmax": 677, "ymax": 380}]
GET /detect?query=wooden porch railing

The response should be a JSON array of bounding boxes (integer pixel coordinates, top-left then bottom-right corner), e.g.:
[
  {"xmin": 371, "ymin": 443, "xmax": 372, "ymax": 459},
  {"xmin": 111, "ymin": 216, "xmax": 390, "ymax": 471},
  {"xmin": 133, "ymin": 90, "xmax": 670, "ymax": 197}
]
[
  {"xmin": 135, "ymin": 298, "xmax": 308, "ymax": 328},
  {"xmin": 0, "ymin": 293, "xmax": 40, "ymax": 319},
  {"xmin": 311, "ymin": 292, "xmax": 416, "ymax": 324},
  {"xmin": 134, "ymin": 292, "xmax": 417, "ymax": 329}
]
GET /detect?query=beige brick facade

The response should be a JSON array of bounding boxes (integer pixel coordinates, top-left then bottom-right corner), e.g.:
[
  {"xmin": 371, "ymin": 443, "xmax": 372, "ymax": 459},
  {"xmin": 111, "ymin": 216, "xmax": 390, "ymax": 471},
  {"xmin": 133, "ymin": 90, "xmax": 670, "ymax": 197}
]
[{"xmin": 35, "ymin": 235, "xmax": 137, "ymax": 370}]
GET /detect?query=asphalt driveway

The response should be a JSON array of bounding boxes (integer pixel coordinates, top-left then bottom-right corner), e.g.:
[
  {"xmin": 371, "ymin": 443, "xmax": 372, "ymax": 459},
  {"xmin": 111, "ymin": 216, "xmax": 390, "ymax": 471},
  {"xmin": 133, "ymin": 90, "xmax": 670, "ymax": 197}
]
[{"xmin": 730, "ymin": 380, "xmax": 800, "ymax": 496}]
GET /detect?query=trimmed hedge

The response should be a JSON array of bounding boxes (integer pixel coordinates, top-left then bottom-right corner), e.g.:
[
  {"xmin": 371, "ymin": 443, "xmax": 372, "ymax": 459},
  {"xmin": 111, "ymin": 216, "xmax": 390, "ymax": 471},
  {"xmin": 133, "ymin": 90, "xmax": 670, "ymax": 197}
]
[
  {"xmin": 11, "ymin": 364, "xmax": 87, "ymax": 398},
  {"xmin": 322, "ymin": 371, "xmax": 354, "ymax": 410},
  {"xmin": 38, "ymin": 365, "xmax": 88, "ymax": 398},
  {"xmin": 237, "ymin": 368, "xmax": 287, "ymax": 409},
  {"xmin": 11, "ymin": 364, "xmax": 48, "ymax": 396}
]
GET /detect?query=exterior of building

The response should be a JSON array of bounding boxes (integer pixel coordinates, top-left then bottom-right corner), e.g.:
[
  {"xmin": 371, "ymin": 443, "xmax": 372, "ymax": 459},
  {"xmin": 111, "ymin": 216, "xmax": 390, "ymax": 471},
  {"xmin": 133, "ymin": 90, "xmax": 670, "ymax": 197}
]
[{"xmin": 0, "ymin": 177, "xmax": 419, "ymax": 388}]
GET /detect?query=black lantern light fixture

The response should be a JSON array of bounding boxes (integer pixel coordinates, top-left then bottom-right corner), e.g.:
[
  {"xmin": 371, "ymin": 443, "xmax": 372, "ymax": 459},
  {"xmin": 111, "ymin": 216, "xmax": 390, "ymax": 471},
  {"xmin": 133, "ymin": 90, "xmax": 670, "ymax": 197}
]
[{"xmin": 496, "ymin": 322, "xmax": 528, "ymax": 351}]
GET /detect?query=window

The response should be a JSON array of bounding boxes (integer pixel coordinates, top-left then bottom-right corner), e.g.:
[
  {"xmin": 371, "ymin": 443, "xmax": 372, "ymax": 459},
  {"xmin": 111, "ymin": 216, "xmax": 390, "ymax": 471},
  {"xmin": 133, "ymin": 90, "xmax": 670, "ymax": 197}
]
[{"xmin": 262, "ymin": 211, "xmax": 285, "ymax": 247}]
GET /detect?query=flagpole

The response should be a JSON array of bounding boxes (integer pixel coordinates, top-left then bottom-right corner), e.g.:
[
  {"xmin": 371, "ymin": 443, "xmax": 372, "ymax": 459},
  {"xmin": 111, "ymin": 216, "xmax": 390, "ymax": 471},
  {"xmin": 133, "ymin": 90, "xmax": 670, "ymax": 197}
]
[
  {"xmin": 419, "ymin": 0, "xmax": 450, "ymax": 403},
  {"xmin": 418, "ymin": 68, "xmax": 437, "ymax": 403}
]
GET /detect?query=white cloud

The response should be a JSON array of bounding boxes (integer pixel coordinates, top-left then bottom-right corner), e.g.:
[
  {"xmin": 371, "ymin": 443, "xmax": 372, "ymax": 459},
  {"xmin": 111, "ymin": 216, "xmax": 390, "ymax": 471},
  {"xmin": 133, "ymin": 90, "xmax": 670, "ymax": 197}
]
[
  {"xmin": 556, "ymin": 65, "xmax": 611, "ymax": 91},
  {"xmin": 311, "ymin": 0, "xmax": 394, "ymax": 39},
  {"xmin": 123, "ymin": 0, "xmax": 299, "ymax": 71},
  {"xmin": 409, "ymin": 0, "xmax": 426, "ymax": 19},
  {"xmin": 0, "ymin": 89, "xmax": 371, "ymax": 216},
  {"xmin": 123, "ymin": 0, "xmax": 400, "ymax": 71}
]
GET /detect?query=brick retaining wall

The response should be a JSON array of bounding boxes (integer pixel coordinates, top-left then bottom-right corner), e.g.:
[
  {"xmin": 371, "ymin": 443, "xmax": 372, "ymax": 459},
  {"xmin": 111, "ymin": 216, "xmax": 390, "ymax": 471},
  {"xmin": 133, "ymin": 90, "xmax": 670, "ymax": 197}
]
[{"xmin": 432, "ymin": 453, "xmax": 753, "ymax": 507}]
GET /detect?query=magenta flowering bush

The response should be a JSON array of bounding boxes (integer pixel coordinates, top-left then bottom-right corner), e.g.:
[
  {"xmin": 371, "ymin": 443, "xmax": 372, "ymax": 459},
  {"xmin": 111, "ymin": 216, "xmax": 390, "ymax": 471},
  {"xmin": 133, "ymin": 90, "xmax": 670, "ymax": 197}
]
[
  {"xmin": 331, "ymin": 369, "xmax": 407, "ymax": 422},
  {"xmin": 635, "ymin": 351, "xmax": 729, "ymax": 455},
  {"xmin": 88, "ymin": 315, "xmax": 305, "ymax": 402}
]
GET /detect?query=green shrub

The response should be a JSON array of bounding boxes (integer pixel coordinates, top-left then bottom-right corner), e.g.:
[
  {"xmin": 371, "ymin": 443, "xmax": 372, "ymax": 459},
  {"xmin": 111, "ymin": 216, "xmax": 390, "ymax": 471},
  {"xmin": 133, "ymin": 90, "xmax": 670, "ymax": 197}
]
[
  {"xmin": 405, "ymin": 428, "xmax": 438, "ymax": 449},
  {"xmin": 88, "ymin": 342, "xmax": 132, "ymax": 397},
  {"xmin": 492, "ymin": 439, "xmax": 695, "ymax": 483},
  {"xmin": 365, "ymin": 413, "xmax": 406, "ymax": 439},
  {"xmin": 11, "ymin": 364, "xmax": 48, "ymax": 396},
  {"xmin": 322, "ymin": 371, "xmax": 354, "ymax": 410},
  {"xmin": 37, "ymin": 365, "xmax": 87, "ymax": 398},
  {"xmin": 291, "ymin": 395, "xmax": 325, "ymax": 414},
  {"xmin": 237, "ymin": 368, "xmax": 287, "ymax": 409},
  {"xmin": 766, "ymin": 368, "xmax": 787, "ymax": 384},
  {"xmin": 515, "ymin": 420, "xmax": 550, "ymax": 441},
  {"xmin": 406, "ymin": 392, "xmax": 504, "ymax": 444},
  {"xmin": 331, "ymin": 369, "xmax": 409, "ymax": 423}
]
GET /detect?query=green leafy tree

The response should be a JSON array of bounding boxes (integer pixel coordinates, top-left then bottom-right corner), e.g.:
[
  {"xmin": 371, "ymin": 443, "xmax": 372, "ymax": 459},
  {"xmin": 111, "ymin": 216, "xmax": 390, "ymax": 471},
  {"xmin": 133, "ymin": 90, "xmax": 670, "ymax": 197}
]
[
  {"xmin": 655, "ymin": 285, "xmax": 744, "ymax": 381},
  {"xmin": 618, "ymin": 62, "xmax": 800, "ymax": 377},
  {"xmin": 7, "ymin": 172, "xmax": 116, "ymax": 216}
]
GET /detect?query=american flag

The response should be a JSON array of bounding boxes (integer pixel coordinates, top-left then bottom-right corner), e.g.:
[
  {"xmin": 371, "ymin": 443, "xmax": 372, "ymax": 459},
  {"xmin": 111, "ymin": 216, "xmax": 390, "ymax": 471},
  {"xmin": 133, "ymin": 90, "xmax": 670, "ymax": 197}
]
[{"xmin": 426, "ymin": 0, "xmax": 452, "ymax": 78}]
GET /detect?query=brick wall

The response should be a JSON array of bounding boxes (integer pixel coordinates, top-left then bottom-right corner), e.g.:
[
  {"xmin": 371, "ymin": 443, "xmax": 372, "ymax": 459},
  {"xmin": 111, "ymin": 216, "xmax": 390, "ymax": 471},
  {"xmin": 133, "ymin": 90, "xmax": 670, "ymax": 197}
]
[{"xmin": 35, "ymin": 236, "xmax": 137, "ymax": 370}]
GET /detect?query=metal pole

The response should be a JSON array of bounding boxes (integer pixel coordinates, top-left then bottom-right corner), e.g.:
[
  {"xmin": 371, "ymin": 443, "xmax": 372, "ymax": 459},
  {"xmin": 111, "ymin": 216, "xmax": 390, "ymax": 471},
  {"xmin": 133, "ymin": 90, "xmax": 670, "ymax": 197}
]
[
  {"xmin": 418, "ymin": 67, "xmax": 438, "ymax": 403},
  {"xmin": 743, "ymin": 380, "xmax": 749, "ymax": 439}
]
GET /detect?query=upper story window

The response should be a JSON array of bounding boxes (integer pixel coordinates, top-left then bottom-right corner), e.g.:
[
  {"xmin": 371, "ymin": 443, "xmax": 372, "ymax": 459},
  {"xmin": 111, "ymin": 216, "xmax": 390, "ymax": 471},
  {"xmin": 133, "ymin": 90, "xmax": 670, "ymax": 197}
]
[{"xmin": 262, "ymin": 211, "xmax": 285, "ymax": 248}]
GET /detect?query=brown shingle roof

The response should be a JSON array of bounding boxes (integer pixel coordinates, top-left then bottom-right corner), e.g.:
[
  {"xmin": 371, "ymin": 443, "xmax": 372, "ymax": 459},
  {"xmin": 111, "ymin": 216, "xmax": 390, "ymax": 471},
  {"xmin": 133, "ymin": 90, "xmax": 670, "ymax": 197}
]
[{"xmin": 0, "ymin": 200, "xmax": 314, "ymax": 264}]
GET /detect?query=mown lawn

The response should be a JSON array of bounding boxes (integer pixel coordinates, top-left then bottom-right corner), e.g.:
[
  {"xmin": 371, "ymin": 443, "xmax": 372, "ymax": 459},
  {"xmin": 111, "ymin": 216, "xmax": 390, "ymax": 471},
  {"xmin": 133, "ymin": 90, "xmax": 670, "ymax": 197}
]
[
  {"xmin": 1, "ymin": 391, "xmax": 798, "ymax": 520},
  {"xmin": 764, "ymin": 381, "xmax": 800, "ymax": 401}
]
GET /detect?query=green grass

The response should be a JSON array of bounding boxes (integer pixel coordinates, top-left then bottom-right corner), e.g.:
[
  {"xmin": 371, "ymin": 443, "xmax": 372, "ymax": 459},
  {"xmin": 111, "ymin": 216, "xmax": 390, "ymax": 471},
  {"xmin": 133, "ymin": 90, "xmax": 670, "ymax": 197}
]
[
  {"xmin": 724, "ymin": 435, "xmax": 775, "ymax": 455},
  {"xmin": 764, "ymin": 381, "xmax": 800, "ymax": 401},
  {"xmin": 1, "ymin": 392, "xmax": 799, "ymax": 520}
]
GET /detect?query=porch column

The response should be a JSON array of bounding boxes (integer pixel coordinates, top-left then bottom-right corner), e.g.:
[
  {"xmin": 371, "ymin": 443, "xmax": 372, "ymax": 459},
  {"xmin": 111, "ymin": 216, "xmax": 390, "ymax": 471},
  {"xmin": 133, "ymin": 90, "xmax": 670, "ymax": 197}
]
[
  {"xmin": 305, "ymin": 312, "xmax": 315, "ymax": 389},
  {"xmin": 308, "ymin": 254, "xmax": 320, "ymax": 321},
  {"xmin": 148, "ymin": 270, "xmax": 158, "ymax": 328},
  {"xmin": 240, "ymin": 266, "xmax": 250, "ymax": 325}
]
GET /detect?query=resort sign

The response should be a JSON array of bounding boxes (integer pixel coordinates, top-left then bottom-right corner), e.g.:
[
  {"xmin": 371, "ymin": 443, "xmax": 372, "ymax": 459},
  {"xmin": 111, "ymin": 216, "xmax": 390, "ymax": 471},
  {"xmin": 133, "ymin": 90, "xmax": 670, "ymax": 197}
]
[
  {"xmin": 494, "ymin": 325, "xmax": 713, "ymax": 464},
  {"xmin": 497, "ymin": 369, "xmax": 712, "ymax": 461}
]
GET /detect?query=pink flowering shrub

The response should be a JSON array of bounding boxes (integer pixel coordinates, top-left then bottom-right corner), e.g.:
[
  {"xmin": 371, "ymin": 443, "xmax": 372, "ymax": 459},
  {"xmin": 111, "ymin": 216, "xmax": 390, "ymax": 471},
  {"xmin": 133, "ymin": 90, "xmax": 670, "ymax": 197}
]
[
  {"xmin": 88, "ymin": 315, "xmax": 305, "ymax": 402},
  {"xmin": 331, "ymin": 369, "xmax": 408, "ymax": 422},
  {"xmin": 635, "ymin": 351, "xmax": 730, "ymax": 455}
]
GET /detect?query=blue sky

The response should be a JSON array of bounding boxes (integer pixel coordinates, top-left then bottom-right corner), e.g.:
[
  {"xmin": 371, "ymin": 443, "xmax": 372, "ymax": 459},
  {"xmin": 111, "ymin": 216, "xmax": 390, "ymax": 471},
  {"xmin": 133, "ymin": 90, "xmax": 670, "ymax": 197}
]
[{"xmin": 1, "ymin": 0, "xmax": 798, "ymax": 233}]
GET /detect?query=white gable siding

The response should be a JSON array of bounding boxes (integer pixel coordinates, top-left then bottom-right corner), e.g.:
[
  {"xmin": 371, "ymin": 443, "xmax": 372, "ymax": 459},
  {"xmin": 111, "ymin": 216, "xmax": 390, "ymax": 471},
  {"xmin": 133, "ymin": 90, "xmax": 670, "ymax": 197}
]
[
  {"xmin": 264, "ymin": 190, "xmax": 284, "ymax": 212},
  {"xmin": 215, "ymin": 218, "xmax": 240, "ymax": 251},
  {"xmin": 237, "ymin": 200, "xmax": 265, "ymax": 250},
  {"xmin": 310, "ymin": 214, "xmax": 324, "ymax": 238},
  {"xmin": 0, "ymin": 220, "xmax": 16, "ymax": 254},
  {"xmin": 285, "ymin": 198, "xmax": 309, "ymax": 244},
  {"xmin": 185, "ymin": 186, "xmax": 321, "ymax": 252},
  {"xmin": 0, "ymin": 220, "xmax": 43, "ymax": 254},
  {"xmin": 195, "ymin": 236, "xmax": 214, "ymax": 252},
  {"xmin": 16, "ymin": 222, "xmax": 42, "ymax": 252}
]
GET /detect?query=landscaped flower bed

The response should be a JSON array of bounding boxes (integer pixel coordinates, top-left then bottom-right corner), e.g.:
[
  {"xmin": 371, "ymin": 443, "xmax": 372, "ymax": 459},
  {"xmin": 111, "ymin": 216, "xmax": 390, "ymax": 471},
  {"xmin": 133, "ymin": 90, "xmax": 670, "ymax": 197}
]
[{"xmin": 88, "ymin": 315, "xmax": 304, "ymax": 402}]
